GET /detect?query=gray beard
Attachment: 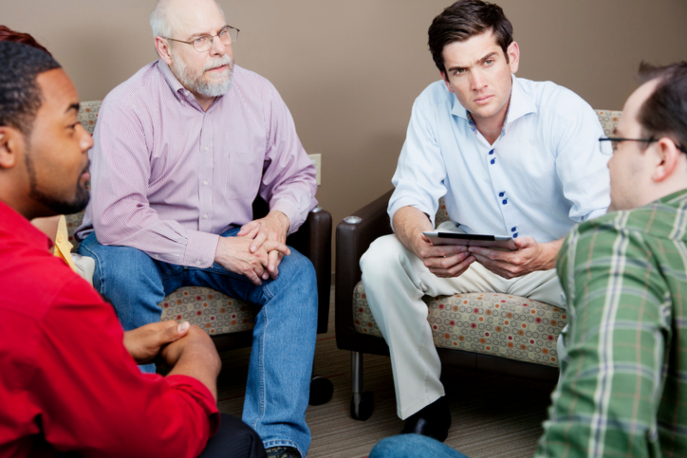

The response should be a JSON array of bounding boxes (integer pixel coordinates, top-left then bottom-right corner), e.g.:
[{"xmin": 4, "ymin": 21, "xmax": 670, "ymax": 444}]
[{"xmin": 172, "ymin": 53, "xmax": 234, "ymax": 97}]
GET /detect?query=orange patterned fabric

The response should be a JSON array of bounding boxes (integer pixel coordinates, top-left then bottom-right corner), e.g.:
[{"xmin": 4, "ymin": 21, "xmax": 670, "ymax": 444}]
[{"xmin": 352, "ymin": 282, "xmax": 566, "ymax": 367}]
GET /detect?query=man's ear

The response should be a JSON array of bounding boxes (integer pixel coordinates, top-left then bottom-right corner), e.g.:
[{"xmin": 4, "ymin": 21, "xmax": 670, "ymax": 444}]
[
  {"xmin": 652, "ymin": 137, "xmax": 683, "ymax": 183},
  {"xmin": 441, "ymin": 71, "xmax": 455, "ymax": 93},
  {"xmin": 0, "ymin": 127, "xmax": 24, "ymax": 170},
  {"xmin": 507, "ymin": 41, "xmax": 520, "ymax": 74},
  {"xmin": 154, "ymin": 36, "xmax": 173, "ymax": 65}
]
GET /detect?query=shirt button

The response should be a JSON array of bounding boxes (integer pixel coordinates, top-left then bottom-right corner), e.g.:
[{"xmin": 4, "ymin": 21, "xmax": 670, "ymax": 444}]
[
  {"xmin": 490, "ymin": 158, "xmax": 496, "ymax": 165},
  {"xmin": 195, "ymin": 260, "xmax": 201, "ymax": 266},
  {"xmin": 203, "ymin": 214, "xmax": 208, "ymax": 219},
  {"xmin": 203, "ymin": 180, "xmax": 208, "ymax": 186},
  {"xmin": 511, "ymin": 227, "xmax": 516, "ymax": 232},
  {"xmin": 513, "ymin": 233, "xmax": 518, "ymax": 238},
  {"xmin": 499, "ymin": 192, "xmax": 505, "ymax": 197},
  {"xmin": 204, "ymin": 146, "xmax": 209, "ymax": 152},
  {"xmin": 502, "ymin": 199, "xmax": 508, "ymax": 205},
  {"xmin": 56, "ymin": 235, "xmax": 64, "ymax": 243},
  {"xmin": 489, "ymin": 149, "xmax": 494, "ymax": 155}
]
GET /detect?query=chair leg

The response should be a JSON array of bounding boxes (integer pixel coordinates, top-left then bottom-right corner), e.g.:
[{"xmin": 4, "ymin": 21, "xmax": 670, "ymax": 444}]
[{"xmin": 350, "ymin": 351, "xmax": 374, "ymax": 420}]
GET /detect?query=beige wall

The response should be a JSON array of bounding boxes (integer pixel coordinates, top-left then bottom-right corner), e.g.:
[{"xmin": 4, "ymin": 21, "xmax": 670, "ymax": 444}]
[{"xmin": 4, "ymin": 0, "xmax": 687, "ymax": 269}]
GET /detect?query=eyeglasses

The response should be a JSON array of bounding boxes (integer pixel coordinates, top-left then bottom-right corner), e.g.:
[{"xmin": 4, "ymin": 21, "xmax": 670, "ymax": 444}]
[
  {"xmin": 164, "ymin": 25, "xmax": 239, "ymax": 52},
  {"xmin": 599, "ymin": 136, "xmax": 687, "ymax": 153}
]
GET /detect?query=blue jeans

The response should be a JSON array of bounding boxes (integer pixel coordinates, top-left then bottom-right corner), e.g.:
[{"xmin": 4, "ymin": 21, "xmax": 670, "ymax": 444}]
[
  {"xmin": 370, "ymin": 435, "xmax": 469, "ymax": 458},
  {"xmin": 78, "ymin": 227, "xmax": 318, "ymax": 456}
]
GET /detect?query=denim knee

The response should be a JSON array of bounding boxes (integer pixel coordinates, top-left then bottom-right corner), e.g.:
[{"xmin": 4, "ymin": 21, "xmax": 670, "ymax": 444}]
[{"xmin": 370, "ymin": 434, "xmax": 467, "ymax": 458}]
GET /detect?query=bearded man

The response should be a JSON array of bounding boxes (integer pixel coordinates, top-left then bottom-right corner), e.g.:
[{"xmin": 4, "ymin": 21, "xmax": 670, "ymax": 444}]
[{"xmin": 76, "ymin": 1, "xmax": 318, "ymax": 457}]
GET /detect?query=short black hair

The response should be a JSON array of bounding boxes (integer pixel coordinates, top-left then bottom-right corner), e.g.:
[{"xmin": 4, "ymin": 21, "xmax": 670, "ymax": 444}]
[
  {"xmin": 428, "ymin": 0, "xmax": 513, "ymax": 75},
  {"xmin": 637, "ymin": 62, "xmax": 687, "ymax": 153},
  {"xmin": 0, "ymin": 41, "xmax": 61, "ymax": 137}
]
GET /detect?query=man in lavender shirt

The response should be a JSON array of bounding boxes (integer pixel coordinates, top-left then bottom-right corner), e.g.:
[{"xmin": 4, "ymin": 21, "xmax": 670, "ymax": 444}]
[{"xmin": 76, "ymin": 0, "xmax": 317, "ymax": 456}]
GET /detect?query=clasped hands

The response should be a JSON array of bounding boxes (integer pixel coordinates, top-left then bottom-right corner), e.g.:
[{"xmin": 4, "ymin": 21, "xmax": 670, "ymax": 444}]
[
  {"xmin": 214, "ymin": 210, "xmax": 291, "ymax": 285},
  {"xmin": 414, "ymin": 232, "xmax": 558, "ymax": 279},
  {"xmin": 124, "ymin": 320, "xmax": 215, "ymax": 367}
]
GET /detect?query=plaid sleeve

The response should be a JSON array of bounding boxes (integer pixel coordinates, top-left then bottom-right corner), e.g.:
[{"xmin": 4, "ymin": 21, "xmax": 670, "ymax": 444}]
[{"xmin": 535, "ymin": 212, "xmax": 672, "ymax": 458}]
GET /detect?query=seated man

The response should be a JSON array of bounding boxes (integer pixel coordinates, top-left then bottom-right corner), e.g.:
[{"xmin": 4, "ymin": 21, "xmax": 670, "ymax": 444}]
[
  {"xmin": 75, "ymin": 1, "xmax": 318, "ymax": 456},
  {"xmin": 0, "ymin": 25, "xmax": 95, "ymax": 283},
  {"xmin": 0, "ymin": 41, "xmax": 265, "ymax": 458},
  {"xmin": 370, "ymin": 60, "xmax": 687, "ymax": 458},
  {"xmin": 360, "ymin": 0, "xmax": 610, "ymax": 441}
]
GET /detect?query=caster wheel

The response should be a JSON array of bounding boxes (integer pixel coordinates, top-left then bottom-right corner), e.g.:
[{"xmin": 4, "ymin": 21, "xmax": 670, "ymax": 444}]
[
  {"xmin": 309, "ymin": 376, "xmax": 334, "ymax": 406},
  {"xmin": 350, "ymin": 391, "xmax": 374, "ymax": 421}
]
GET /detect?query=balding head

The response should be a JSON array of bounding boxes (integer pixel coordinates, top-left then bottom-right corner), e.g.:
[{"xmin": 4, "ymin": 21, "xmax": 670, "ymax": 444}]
[{"xmin": 150, "ymin": 0, "xmax": 226, "ymax": 39}]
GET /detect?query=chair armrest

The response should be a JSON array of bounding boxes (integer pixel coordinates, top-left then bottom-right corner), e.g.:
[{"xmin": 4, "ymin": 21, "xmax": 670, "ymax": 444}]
[
  {"xmin": 335, "ymin": 189, "xmax": 394, "ymax": 349},
  {"xmin": 287, "ymin": 207, "xmax": 332, "ymax": 334}
]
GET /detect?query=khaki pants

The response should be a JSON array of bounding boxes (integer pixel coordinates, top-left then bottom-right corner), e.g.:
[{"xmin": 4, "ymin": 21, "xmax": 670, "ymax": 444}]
[{"xmin": 360, "ymin": 224, "xmax": 564, "ymax": 419}]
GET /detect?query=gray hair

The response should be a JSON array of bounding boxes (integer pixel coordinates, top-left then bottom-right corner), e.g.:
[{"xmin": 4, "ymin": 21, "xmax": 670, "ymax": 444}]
[
  {"xmin": 150, "ymin": 1, "xmax": 173, "ymax": 38},
  {"xmin": 149, "ymin": 0, "xmax": 226, "ymax": 38}
]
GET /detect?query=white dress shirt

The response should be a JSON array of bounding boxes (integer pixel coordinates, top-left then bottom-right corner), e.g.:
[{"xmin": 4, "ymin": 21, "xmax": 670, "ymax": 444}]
[{"xmin": 389, "ymin": 75, "xmax": 610, "ymax": 243}]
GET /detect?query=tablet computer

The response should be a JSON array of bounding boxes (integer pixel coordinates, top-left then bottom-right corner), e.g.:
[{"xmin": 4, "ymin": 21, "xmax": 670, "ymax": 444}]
[{"xmin": 422, "ymin": 231, "xmax": 517, "ymax": 251}]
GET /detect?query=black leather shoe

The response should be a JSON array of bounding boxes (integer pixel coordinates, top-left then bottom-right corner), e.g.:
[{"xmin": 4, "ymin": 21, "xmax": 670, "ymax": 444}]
[{"xmin": 400, "ymin": 396, "xmax": 451, "ymax": 442}]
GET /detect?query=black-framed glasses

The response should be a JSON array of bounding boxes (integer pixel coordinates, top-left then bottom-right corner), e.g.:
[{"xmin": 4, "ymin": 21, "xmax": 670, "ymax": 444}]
[
  {"xmin": 164, "ymin": 25, "xmax": 239, "ymax": 52},
  {"xmin": 599, "ymin": 136, "xmax": 687, "ymax": 153}
]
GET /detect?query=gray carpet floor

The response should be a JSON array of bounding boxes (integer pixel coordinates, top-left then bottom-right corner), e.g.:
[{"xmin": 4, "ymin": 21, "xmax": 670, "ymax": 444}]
[{"xmin": 215, "ymin": 287, "xmax": 557, "ymax": 458}]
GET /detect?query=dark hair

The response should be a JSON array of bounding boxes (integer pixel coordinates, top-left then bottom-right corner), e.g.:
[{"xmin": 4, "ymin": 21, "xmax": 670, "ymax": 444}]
[
  {"xmin": 0, "ymin": 41, "xmax": 61, "ymax": 136},
  {"xmin": 0, "ymin": 26, "xmax": 52, "ymax": 56},
  {"xmin": 428, "ymin": 0, "xmax": 513, "ymax": 75},
  {"xmin": 636, "ymin": 62, "xmax": 687, "ymax": 153}
]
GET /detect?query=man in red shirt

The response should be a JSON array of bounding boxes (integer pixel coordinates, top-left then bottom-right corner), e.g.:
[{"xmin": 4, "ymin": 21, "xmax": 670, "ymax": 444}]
[{"xmin": 0, "ymin": 40, "xmax": 265, "ymax": 457}]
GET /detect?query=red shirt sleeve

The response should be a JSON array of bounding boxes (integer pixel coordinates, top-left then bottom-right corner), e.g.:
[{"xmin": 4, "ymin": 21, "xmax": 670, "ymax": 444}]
[{"xmin": 28, "ymin": 277, "xmax": 219, "ymax": 457}]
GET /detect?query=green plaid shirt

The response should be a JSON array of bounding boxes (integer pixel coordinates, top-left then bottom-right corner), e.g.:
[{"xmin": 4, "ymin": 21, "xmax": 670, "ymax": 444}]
[{"xmin": 535, "ymin": 189, "xmax": 687, "ymax": 458}]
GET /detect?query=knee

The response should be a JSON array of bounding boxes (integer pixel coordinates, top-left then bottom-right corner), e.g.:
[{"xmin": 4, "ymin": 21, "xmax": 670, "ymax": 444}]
[
  {"xmin": 369, "ymin": 435, "xmax": 414, "ymax": 458},
  {"xmin": 282, "ymin": 248, "xmax": 317, "ymax": 289},
  {"xmin": 83, "ymin": 237, "xmax": 157, "ymax": 282},
  {"xmin": 360, "ymin": 235, "xmax": 406, "ymax": 282},
  {"xmin": 206, "ymin": 414, "xmax": 264, "ymax": 458}
]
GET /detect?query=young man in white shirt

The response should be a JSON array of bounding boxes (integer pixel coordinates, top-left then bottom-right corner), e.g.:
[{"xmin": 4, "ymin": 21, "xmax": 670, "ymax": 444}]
[{"xmin": 360, "ymin": 0, "xmax": 610, "ymax": 441}]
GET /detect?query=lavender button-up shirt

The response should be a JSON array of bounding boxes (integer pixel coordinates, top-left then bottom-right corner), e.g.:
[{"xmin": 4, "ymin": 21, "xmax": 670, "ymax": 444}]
[{"xmin": 77, "ymin": 60, "xmax": 318, "ymax": 268}]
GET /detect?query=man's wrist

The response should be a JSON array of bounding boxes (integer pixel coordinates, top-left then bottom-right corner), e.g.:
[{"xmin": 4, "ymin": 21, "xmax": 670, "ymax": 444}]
[
  {"xmin": 271, "ymin": 210, "xmax": 290, "ymax": 233},
  {"xmin": 541, "ymin": 239, "xmax": 563, "ymax": 270}
]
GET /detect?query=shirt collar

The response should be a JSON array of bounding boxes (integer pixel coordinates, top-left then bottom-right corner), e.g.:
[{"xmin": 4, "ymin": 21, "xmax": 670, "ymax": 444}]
[
  {"xmin": 658, "ymin": 188, "xmax": 687, "ymax": 206},
  {"xmin": 505, "ymin": 74, "xmax": 537, "ymax": 124},
  {"xmin": 0, "ymin": 200, "xmax": 52, "ymax": 251},
  {"xmin": 158, "ymin": 59, "xmax": 185, "ymax": 96},
  {"xmin": 450, "ymin": 74, "xmax": 537, "ymax": 124}
]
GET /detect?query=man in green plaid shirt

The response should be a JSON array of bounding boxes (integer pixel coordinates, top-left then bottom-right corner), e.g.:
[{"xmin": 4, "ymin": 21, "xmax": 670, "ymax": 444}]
[
  {"xmin": 536, "ymin": 62, "xmax": 687, "ymax": 457},
  {"xmin": 369, "ymin": 61, "xmax": 687, "ymax": 458}
]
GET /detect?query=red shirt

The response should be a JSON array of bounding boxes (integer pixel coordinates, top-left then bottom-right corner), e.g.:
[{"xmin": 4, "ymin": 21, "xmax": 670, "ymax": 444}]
[{"xmin": 0, "ymin": 201, "xmax": 219, "ymax": 457}]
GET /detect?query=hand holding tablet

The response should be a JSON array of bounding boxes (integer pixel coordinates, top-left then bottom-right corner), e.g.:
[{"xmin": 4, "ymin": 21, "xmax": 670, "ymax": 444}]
[{"xmin": 422, "ymin": 231, "xmax": 517, "ymax": 251}]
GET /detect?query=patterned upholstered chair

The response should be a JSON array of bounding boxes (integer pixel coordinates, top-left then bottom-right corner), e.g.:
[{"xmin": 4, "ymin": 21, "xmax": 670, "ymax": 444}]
[
  {"xmin": 335, "ymin": 110, "xmax": 621, "ymax": 420},
  {"xmin": 71, "ymin": 101, "xmax": 334, "ymax": 404}
]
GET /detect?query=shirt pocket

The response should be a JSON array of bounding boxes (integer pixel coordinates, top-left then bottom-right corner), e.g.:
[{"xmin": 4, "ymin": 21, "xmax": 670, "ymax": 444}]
[{"xmin": 224, "ymin": 152, "xmax": 262, "ymax": 201}]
